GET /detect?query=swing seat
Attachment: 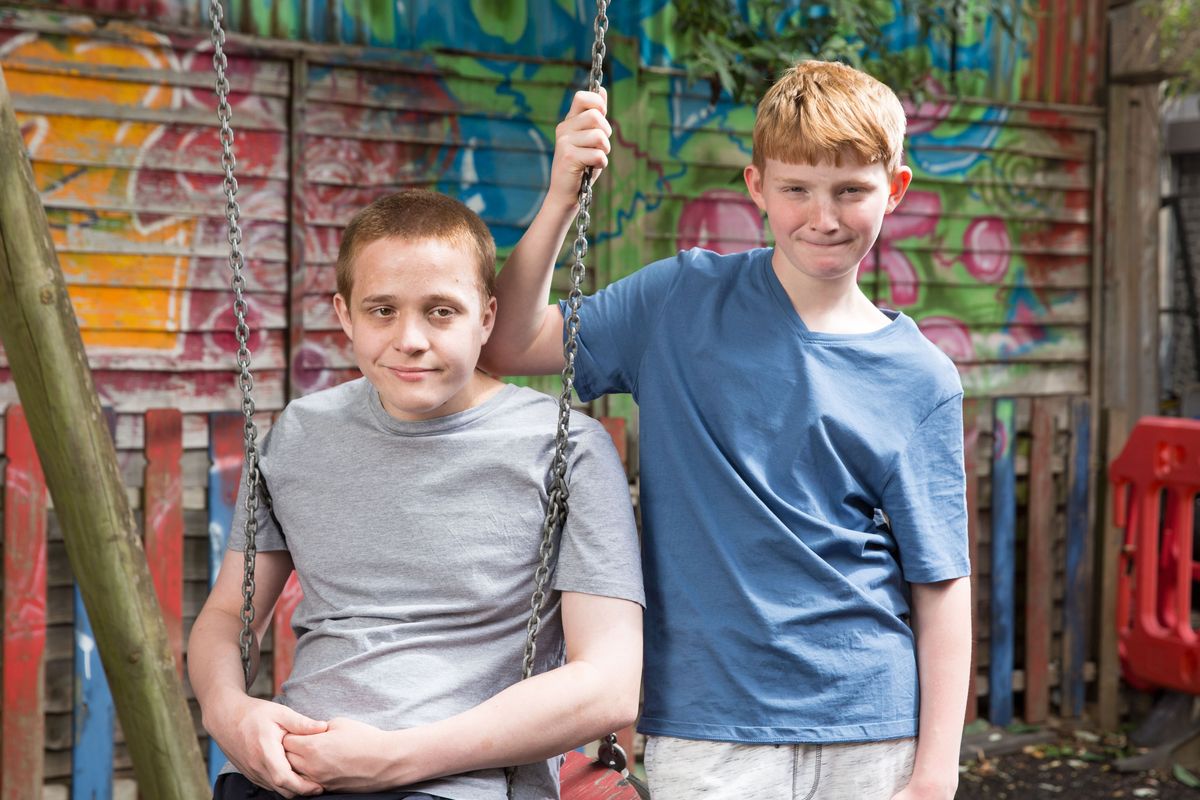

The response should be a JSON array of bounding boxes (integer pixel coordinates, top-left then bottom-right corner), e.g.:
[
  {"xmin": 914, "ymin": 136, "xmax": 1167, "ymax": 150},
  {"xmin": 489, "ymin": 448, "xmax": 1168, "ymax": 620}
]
[{"xmin": 560, "ymin": 750, "xmax": 644, "ymax": 799}]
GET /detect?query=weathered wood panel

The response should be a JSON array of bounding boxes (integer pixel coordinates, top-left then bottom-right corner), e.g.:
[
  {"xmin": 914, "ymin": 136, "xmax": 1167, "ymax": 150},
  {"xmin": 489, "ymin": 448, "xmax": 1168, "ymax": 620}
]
[{"xmin": 2, "ymin": 407, "xmax": 48, "ymax": 797}]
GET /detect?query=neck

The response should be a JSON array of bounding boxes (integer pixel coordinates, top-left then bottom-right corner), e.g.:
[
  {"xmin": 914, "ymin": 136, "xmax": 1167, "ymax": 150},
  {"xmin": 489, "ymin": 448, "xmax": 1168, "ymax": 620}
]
[{"xmin": 771, "ymin": 252, "xmax": 889, "ymax": 334}]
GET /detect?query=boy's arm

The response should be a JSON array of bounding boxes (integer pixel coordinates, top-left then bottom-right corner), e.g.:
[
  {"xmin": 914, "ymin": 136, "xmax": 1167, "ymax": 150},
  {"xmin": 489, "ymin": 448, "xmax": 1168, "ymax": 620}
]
[
  {"xmin": 894, "ymin": 576, "xmax": 972, "ymax": 800},
  {"xmin": 480, "ymin": 89, "xmax": 610, "ymax": 377},
  {"xmin": 188, "ymin": 547, "xmax": 327, "ymax": 798},
  {"xmin": 281, "ymin": 590, "xmax": 643, "ymax": 792}
]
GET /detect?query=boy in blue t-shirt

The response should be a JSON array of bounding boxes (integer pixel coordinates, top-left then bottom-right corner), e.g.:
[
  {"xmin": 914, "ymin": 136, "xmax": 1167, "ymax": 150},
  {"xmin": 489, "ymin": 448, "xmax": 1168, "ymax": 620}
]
[{"xmin": 481, "ymin": 61, "xmax": 971, "ymax": 799}]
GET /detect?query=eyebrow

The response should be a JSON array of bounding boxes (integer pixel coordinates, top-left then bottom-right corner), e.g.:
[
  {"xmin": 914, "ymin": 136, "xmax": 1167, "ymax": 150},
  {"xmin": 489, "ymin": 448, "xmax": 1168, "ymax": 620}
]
[{"xmin": 358, "ymin": 292, "xmax": 466, "ymax": 308}]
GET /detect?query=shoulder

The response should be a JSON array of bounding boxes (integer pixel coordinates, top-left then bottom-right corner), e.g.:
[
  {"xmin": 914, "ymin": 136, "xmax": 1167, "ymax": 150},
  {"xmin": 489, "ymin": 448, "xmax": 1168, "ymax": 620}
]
[
  {"xmin": 498, "ymin": 386, "xmax": 610, "ymax": 439},
  {"xmin": 889, "ymin": 315, "xmax": 964, "ymax": 403},
  {"xmin": 672, "ymin": 246, "xmax": 766, "ymax": 282},
  {"xmin": 267, "ymin": 378, "xmax": 369, "ymax": 443},
  {"xmin": 612, "ymin": 247, "xmax": 764, "ymax": 292}
]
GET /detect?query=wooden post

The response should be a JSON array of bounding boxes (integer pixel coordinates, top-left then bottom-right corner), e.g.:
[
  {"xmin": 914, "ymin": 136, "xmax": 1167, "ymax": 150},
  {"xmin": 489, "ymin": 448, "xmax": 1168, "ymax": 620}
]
[{"xmin": 0, "ymin": 65, "xmax": 209, "ymax": 797}]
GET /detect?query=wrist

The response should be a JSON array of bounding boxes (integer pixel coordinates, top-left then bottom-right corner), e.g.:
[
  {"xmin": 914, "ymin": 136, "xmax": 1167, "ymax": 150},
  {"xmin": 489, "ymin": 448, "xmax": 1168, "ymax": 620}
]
[
  {"xmin": 544, "ymin": 187, "xmax": 582, "ymax": 215},
  {"xmin": 382, "ymin": 727, "xmax": 423, "ymax": 786}
]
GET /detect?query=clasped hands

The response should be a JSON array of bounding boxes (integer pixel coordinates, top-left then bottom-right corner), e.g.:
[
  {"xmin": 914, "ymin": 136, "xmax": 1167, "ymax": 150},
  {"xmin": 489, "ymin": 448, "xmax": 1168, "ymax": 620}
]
[{"xmin": 214, "ymin": 695, "xmax": 402, "ymax": 797}]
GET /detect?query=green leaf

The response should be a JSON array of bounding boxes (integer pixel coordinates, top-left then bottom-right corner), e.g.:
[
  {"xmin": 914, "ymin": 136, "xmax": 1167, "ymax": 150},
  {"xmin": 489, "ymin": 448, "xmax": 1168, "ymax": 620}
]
[{"xmin": 1174, "ymin": 762, "xmax": 1200, "ymax": 788}]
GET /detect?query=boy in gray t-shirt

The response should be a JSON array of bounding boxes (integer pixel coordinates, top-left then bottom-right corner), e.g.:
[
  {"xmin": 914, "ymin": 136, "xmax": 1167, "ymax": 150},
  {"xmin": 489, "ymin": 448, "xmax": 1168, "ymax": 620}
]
[{"xmin": 188, "ymin": 190, "xmax": 645, "ymax": 800}]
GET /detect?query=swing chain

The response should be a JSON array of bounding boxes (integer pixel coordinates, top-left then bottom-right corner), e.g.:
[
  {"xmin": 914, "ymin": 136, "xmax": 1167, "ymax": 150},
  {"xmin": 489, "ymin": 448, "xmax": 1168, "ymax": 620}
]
[
  {"xmin": 507, "ymin": 4, "xmax": 610, "ymax": 798},
  {"xmin": 209, "ymin": 0, "xmax": 262, "ymax": 691}
]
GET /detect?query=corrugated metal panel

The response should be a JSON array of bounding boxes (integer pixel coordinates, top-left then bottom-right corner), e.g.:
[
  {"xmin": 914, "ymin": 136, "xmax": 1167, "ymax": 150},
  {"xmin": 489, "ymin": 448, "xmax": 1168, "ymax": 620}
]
[
  {"xmin": 632, "ymin": 0, "xmax": 1105, "ymax": 107},
  {"xmin": 0, "ymin": 15, "xmax": 290, "ymax": 414},
  {"xmin": 622, "ymin": 72, "xmax": 1100, "ymax": 397},
  {"xmin": 200, "ymin": 0, "xmax": 597, "ymax": 55},
  {"xmin": 291, "ymin": 51, "xmax": 588, "ymax": 394}
]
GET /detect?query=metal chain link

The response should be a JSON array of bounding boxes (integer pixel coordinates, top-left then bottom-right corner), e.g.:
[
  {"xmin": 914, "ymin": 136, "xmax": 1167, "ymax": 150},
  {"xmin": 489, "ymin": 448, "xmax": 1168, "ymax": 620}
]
[
  {"xmin": 507, "ymin": 4, "xmax": 610, "ymax": 798},
  {"xmin": 210, "ymin": 0, "xmax": 616, "ymax": 784},
  {"xmin": 209, "ymin": 0, "xmax": 262, "ymax": 692}
]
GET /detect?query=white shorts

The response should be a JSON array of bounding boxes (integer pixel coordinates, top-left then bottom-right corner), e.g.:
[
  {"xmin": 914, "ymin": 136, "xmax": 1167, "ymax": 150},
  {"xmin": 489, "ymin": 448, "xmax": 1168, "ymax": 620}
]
[{"xmin": 643, "ymin": 734, "xmax": 918, "ymax": 800}]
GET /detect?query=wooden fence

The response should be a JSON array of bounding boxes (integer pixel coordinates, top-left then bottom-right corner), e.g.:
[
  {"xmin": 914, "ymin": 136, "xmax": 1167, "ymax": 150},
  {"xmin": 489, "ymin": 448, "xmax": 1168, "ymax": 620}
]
[{"xmin": 0, "ymin": 397, "xmax": 1094, "ymax": 792}]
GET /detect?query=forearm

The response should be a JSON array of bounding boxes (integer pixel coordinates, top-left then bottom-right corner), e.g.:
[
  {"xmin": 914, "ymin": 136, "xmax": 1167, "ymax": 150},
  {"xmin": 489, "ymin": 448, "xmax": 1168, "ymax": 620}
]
[
  {"xmin": 386, "ymin": 656, "xmax": 638, "ymax": 785},
  {"xmin": 481, "ymin": 196, "xmax": 577, "ymax": 374},
  {"xmin": 908, "ymin": 577, "xmax": 971, "ymax": 794},
  {"xmin": 188, "ymin": 606, "xmax": 257, "ymax": 725}
]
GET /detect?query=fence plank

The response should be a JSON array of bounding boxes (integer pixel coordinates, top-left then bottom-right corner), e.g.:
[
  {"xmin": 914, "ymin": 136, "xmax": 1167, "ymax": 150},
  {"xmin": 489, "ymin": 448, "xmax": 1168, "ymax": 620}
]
[
  {"xmin": 963, "ymin": 399, "xmax": 982, "ymax": 725},
  {"xmin": 207, "ymin": 413, "xmax": 245, "ymax": 784},
  {"xmin": 3, "ymin": 405, "xmax": 48, "ymax": 797},
  {"xmin": 990, "ymin": 398, "xmax": 1017, "ymax": 726},
  {"xmin": 73, "ymin": 586, "xmax": 113, "ymax": 799},
  {"xmin": 72, "ymin": 410, "xmax": 118, "ymax": 799},
  {"xmin": 1062, "ymin": 398, "xmax": 1093, "ymax": 717},
  {"xmin": 1024, "ymin": 398, "xmax": 1055, "ymax": 723},
  {"xmin": 145, "ymin": 409, "xmax": 185, "ymax": 678},
  {"xmin": 273, "ymin": 572, "xmax": 303, "ymax": 696}
]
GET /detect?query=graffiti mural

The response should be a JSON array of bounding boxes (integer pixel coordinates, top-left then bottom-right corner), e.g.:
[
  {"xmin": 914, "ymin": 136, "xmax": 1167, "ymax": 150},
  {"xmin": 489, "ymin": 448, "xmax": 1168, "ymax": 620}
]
[{"xmin": 0, "ymin": 0, "xmax": 1101, "ymax": 417}]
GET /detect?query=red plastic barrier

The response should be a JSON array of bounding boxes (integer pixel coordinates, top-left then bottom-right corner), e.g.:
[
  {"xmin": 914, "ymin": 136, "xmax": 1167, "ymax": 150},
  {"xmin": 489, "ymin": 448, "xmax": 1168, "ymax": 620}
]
[{"xmin": 1112, "ymin": 417, "xmax": 1200, "ymax": 693}]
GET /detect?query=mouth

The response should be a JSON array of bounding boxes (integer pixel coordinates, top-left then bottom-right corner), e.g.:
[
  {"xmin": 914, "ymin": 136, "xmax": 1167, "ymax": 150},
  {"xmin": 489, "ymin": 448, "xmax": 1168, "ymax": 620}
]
[
  {"xmin": 386, "ymin": 366, "xmax": 437, "ymax": 381},
  {"xmin": 801, "ymin": 239, "xmax": 850, "ymax": 248}
]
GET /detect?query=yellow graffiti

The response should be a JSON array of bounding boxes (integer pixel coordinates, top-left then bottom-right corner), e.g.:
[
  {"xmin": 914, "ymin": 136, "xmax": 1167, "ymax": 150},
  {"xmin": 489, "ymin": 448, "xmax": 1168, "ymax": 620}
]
[{"xmin": 4, "ymin": 32, "xmax": 196, "ymax": 352}]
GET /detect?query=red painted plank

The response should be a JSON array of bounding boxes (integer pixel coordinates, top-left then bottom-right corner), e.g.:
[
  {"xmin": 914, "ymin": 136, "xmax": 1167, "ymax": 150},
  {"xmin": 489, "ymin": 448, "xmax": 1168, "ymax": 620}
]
[
  {"xmin": 273, "ymin": 572, "xmax": 304, "ymax": 696},
  {"xmin": 558, "ymin": 751, "xmax": 641, "ymax": 800},
  {"xmin": 962, "ymin": 399, "xmax": 981, "ymax": 724},
  {"xmin": 145, "ymin": 408, "xmax": 185, "ymax": 678},
  {"xmin": 1024, "ymin": 398, "xmax": 1055, "ymax": 723},
  {"xmin": 599, "ymin": 417, "xmax": 628, "ymax": 470},
  {"xmin": 2, "ymin": 406, "xmax": 48, "ymax": 796}
]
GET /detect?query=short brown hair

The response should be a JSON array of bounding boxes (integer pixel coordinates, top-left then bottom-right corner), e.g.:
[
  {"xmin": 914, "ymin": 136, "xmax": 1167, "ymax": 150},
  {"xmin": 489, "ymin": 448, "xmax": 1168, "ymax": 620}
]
[
  {"xmin": 752, "ymin": 60, "xmax": 906, "ymax": 174},
  {"xmin": 336, "ymin": 189, "xmax": 497, "ymax": 303}
]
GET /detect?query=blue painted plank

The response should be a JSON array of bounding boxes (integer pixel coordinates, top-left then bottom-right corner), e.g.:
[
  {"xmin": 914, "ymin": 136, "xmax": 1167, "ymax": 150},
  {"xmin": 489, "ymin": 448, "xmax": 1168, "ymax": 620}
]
[
  {"xmin": 207, "ymin": 412, "xmax": 245, "ymax": 786},
  {"xmin": 73, "ymin": 589, "xmax": 114, "ymax": 800},
  {"xmin": 1062, "ymin": 397, "xmax": 1092, "ymax": 718},
  {"xmin": 989, "ymin": 398, "xmax": 1016, "ymax": 726},
  {"xmin": 73, "ymin": 409, "xmax": 118, "ymax": 800}
]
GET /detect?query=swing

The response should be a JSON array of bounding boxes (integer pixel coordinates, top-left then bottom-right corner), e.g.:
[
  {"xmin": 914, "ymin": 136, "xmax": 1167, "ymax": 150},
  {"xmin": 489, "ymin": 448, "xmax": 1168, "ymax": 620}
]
[{"xmin": 206, "ymin": 1, "xmax": 647, "ymax": 798}]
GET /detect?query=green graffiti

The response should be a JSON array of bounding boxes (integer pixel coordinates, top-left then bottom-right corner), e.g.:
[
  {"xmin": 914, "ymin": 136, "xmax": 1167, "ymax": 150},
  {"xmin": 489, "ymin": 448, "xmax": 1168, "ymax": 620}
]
[{"xmin": 471, "ymin": 0, "xmax": 528, "ymax": 44}]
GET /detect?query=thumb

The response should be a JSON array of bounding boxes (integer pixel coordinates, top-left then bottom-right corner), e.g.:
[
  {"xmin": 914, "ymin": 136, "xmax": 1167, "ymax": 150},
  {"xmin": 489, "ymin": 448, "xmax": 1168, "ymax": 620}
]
[{"xmin": 279, "ymin": 708, "xmax": 328, "ymax": 734}]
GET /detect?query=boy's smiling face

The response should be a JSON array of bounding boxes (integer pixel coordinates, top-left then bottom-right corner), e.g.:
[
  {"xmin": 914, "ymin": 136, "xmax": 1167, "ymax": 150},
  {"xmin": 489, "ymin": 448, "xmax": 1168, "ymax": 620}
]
[
  {"xmin": 744, "ymin": 157, "xmax": 911, "ymax": 289},
  {"xmin": 333, "ymin": 236, "xmax": 496, "ymax": 421}
]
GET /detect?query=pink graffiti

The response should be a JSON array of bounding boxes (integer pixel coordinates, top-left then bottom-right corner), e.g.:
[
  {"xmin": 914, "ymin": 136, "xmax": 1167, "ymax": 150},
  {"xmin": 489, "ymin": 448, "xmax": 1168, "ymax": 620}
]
[
  {"xmin": 901, "ymin": 77, "xmax": 953, "ymax": 135},
  {"xmin": 918, "ymin": 315, "xmax": 975, "ymax": 362},
  {"xmin": 870, "ymin": 191, "xmax": 942, "ymax": 307},
  {"xmin": 676, "ymin": 189, "xmax": 765, "ymax": 254},
  {"xmin": 963, "ymin": 218, "xmax": 1011, "ymax": 284}
]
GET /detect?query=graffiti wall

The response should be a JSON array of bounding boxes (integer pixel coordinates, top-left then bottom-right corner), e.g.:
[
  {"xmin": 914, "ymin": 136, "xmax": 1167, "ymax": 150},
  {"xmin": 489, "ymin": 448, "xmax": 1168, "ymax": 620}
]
[{"xmin": 0, "ymin": 2, "xmax": 1104, "ymax": 785}]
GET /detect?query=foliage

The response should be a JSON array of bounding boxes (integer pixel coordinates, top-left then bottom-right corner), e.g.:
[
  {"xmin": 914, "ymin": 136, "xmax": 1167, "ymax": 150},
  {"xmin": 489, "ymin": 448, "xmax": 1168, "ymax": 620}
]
[
  {"xmin": 1159, "ymin": 0, "xmax": 1200, "ymax": 94},
  {"xmin": 670, "ymin": 0, "xmax": 1031, "ymax": 105}
]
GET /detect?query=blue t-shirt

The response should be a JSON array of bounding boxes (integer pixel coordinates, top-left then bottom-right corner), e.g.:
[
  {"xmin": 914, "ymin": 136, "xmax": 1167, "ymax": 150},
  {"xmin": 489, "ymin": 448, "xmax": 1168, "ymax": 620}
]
[{"xmin": 565, "ymin": 247, "xmax": 970, "ymax": 744}]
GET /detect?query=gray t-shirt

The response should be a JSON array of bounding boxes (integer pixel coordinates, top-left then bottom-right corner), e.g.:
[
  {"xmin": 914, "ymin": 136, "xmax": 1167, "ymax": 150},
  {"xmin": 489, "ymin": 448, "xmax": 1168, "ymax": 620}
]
[{"xmin": 224, "ymin": 379, "xmax": 644, "ymax": 799}]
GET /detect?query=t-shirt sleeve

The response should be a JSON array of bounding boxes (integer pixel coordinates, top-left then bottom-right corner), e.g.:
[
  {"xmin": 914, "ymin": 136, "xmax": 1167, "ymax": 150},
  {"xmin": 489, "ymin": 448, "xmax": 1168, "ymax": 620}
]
[
  {"xmin": 228, "ymin": 429, "xmax": 288, "ymax": 553},
  {"xmin": 553, "ymin": 426, "xmax": 645, "ymax": 606},
  {"xmin": 879, "ymin": 393, "xmax": 971, "ymax": 584},
  {"xmin": 560, "ymin": 254, "xmax": 681, "ymax": 403}
]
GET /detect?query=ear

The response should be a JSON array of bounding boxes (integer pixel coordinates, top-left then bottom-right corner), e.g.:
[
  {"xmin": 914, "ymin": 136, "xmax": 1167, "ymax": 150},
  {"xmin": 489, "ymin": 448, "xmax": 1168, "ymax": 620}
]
[
  {"xmin": 885, "ymin": 166, "xmax": 913, "ymax": 214},
  {"xmin": 333, "ymin": 292, "xmax": 354, "ymax": 341},
  {"xmin": 479, "ymin": 295, "xmax": 498, "ymax": 345},
  {"xmin": 743, "ymin": 164, "xmax": 767, "ymax": 212}
]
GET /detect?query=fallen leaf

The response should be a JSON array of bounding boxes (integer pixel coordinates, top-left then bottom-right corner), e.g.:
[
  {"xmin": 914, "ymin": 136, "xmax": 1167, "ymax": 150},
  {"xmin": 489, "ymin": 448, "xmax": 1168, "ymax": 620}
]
[{"xmin": 1173, "ymin": 763, "xmax": 1200, "ymax": 788}]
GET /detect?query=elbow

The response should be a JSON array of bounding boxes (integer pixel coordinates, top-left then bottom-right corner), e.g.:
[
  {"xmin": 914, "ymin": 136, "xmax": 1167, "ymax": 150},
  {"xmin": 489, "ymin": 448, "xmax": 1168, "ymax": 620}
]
[
  {"xmin": 477, "ymin": 342, "xmax": 508, "ymax": 377},
  {"xmin": 593, "ymin": 668, "xmax": 642, "ymax": 734}
]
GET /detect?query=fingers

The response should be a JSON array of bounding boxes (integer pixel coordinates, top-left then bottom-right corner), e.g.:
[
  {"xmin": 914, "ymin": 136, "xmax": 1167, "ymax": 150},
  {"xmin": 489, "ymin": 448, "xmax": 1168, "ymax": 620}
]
[
  {"xmin": 279, "ymin": 708, "xmax": 328, "ymax": 735},
  {"xmin": 567, "ymin": 88, "xmax": 607, "ymax": 119},
  {"xmin": 263, "ymin": 735, "xmax": 324, "ymax": 795}
]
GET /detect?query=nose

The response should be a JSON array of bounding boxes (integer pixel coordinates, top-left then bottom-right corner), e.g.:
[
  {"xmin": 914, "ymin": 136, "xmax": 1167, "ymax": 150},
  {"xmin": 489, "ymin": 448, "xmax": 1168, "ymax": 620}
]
[
  {"xmin": 809, "ymin": 196, "xmax": 839, "ymax": 234},
  {"xmin": 391, "ymin": 313, "xmax": 429, "ymax": 354}
]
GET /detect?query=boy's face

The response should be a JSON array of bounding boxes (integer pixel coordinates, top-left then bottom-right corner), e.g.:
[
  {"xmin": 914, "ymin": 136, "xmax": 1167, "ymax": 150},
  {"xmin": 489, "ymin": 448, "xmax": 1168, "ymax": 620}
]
[
  {"xmin": 333, "ymin": 236, "xmax": 496, "ymax": 421},
  {"xmin": 744, "ymin": 157, "xmax": 911, "ymax": 287}
]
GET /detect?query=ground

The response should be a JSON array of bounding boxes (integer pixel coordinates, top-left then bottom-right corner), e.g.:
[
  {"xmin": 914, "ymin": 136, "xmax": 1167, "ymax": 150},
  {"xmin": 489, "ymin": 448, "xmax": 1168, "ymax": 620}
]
[{"xmin": 958, "ymin": 726, "xmax": 1200, "ymax": 798}]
